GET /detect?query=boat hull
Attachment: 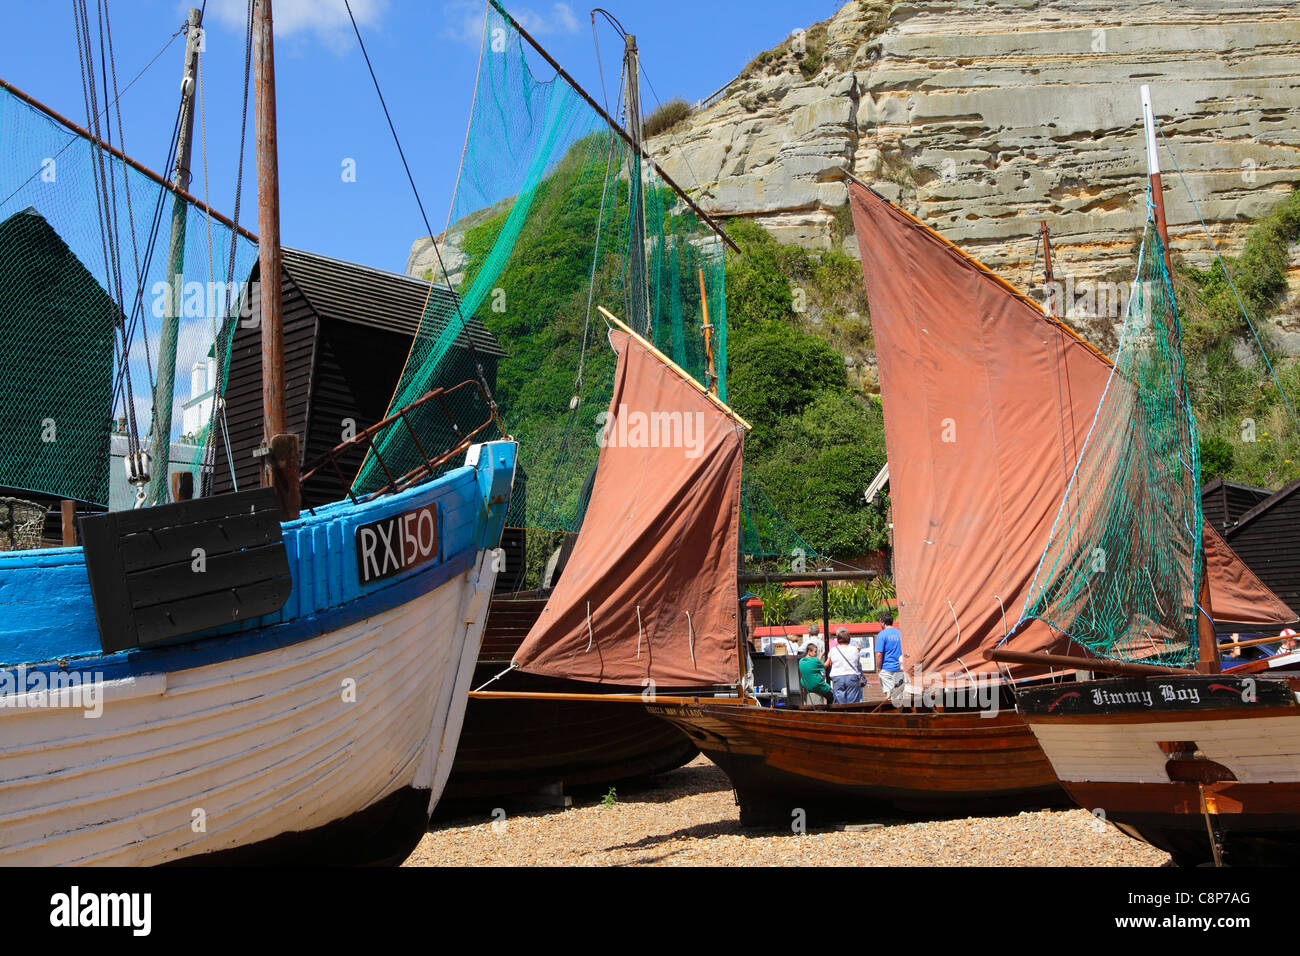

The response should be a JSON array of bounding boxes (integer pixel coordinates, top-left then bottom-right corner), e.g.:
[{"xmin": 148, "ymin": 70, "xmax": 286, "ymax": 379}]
[
  {"xmin": 441, "ymin": 596, "xmax": 698, "ymax": 803},
  {"xmin": 1018, "ymin": 674, "xmax": 1300, "ymax": 865},
  {"xmin": 648, "ymin": 699, "xmax": 1063, "ymax": 827},
  {"xmin": 0, "ymin": 553, "xmax": 494, "ymax": 865},
  {"xmin": 0, "ymin": 440, "xmax": 516, "ymax": 865}
]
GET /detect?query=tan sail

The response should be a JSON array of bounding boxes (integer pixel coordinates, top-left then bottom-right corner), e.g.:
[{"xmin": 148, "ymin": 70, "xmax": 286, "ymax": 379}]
[
  {"xmin": 848, "ymin": 182, "xmax": 1295, "ymax": 682},
  {"xmin": 511, "ymin": 326, "xmax": 745, "ymax": 686},
  {"xmin": 1203, "ymin": 523, "xmax": 1296, "ymax": 627}
]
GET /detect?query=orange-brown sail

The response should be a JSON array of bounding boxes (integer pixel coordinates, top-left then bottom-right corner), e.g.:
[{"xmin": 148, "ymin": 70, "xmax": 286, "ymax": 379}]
[
  {"xmin": 511, "ymin": 327, "xmax": 745, "ymax": 686},
  {"xmin": 848, "ymin": 182, "xmax": 1294, "ymax": 681}
]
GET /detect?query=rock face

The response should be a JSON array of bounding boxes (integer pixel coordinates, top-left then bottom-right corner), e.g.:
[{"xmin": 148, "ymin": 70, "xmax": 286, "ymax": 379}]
[{"xmin": 650, "ymin": 0, "xmax": 1300, "ymax": 337}]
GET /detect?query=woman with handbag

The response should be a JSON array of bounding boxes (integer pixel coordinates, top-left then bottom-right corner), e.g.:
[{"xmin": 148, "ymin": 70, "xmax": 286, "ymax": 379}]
[{"xmin": 826, "ymin": 626, "xmax": 863, "ymax": 704}]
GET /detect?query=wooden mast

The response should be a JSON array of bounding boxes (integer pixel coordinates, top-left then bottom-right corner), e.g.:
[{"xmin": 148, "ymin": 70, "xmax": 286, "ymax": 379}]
[
  {"xmin": 253, "ymin": 0, "xmax": 300, "ymax": 519},
  {"xmin": 1039, "ymin": 220, "xmax": 1056, "ymax": 318},
  {"xmin": 1141, "ymin": 84, "xmax": 1217, "ymax": 674},
  {"xmin": 147, "ymin": 7, "xmax": 203, "ymax": 506},
  {"xmin": 698, "ymin": 268, "xmax": 717, "ymax": 394},
  {"xmin": 622, "ymin": 33, "xmax": 653, "ymax": 336}
]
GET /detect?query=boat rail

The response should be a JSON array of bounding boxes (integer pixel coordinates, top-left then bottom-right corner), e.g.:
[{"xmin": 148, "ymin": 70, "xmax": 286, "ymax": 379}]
[{"xmin": 299, "ymin": 380, "xmax": 497, "ymax": 504}]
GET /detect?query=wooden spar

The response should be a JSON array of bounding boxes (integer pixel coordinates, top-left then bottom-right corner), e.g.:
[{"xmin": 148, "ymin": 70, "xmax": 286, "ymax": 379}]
[
  {"xmin": 491, "ymin": 1, "xmax": 739, "ymax": 254},
  {"xmin": 1219, "ymin": 633, "xmax": 1293, "ymax": 652},
  {"xmin": 988, "ymin": 647, "xmax": 1197, "ymax": 677},
  {"xmin": 470, "ymin": 690, "xmax": 747, "ymax": 705},
  {"xmin": 0, "ymin": 78, "xmax": 257, "ymax": 242},
  {"xmin": 1141, "ymin": 84, "xmax": 1218, "ymax": 674},
  {"xmin": 253, "ymin": 0, "xmax": 299, "ymax": 520},
  {"xmin": 1140, "ymin": 86, "xmax": 1175, "ymax": 281},
  {"xmin": 597, "ymin": 305, "xmax": 752, "ymax": 429},
  {"xmin": 1039, "ymin": 219, "xmax": 1056, "ymax": 318},
  {"xmin": 698, "ymin": 268, "xmax": 717, "ymax": 394},
  {"xmin": 147, "ymin": 7, "xmax": 203, "ymax": 507}
]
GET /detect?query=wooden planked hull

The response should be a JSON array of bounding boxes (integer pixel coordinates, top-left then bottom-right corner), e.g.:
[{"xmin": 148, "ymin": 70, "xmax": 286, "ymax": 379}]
[
  {"xmin": 648, "ymin": 699, "xmax": 1063, "ymax": 826},
  {"xmin": 0, "ymin": 441, "xmax": 517, "ymax": 865},
  {"xmin": 0, "ymin": 551, "xmax": 495, "ymax": 865},
  {"xmin": 440, "ymin": 596, "xmax": 699, "ymax": 802},
  {"xmin": 1018, "ymin": 674, "xmax": 1300, "ymax": 865}
]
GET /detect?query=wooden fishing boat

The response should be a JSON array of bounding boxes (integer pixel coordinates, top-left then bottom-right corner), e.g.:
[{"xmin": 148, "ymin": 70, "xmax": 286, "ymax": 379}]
[
  {"xmin": 1009, "ymin": 88, "xmax": 1300, "ymax": 867},
  {"xmin": 630, "ymin": 144, "xmax": 1293, "ymax": 828},
  {"xmin": 1017, "ymin": 672, "xmax": 1300, "ymax": 865},
  {"xmin": 0, "ymin": 1, "xmax": 517, "ymax": 865},
  {"xmin": 647, "ymin": 697, "xmax": 1059, "ymax": 825},
  {"xmin": 441, "ymin": 596, "xmax": 698, "ymax": 801}
]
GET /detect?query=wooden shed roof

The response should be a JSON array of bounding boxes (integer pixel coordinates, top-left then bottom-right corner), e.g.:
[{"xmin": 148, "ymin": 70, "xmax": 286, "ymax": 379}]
[{"xmin": 279, "ymin": 246, "xmax": 505, "ymax": 357}]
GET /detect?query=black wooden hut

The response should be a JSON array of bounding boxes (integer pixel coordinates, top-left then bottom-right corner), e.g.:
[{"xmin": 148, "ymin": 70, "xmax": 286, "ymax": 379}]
[
  {"xmin": 1222, "ymin": 476, "xmax": 1300, "ymax": 619},
  {"xmin": 0, "ymin": 208, "xmax": 118, "ymax": 510},
  {"xmin": 211, "ymin": 248, "xmax": 504, "ymax": 509},
  {"xmin": 1201, "ymin": 477, "xmax": 1273, "ymax": 535}
]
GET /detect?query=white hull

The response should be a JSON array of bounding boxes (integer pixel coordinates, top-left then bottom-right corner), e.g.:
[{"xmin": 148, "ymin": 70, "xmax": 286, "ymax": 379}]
[
  {"xmin": 1031, "ymin": 711, "xmax": 1300, "ymax": 785},
  {"xmin": 0, "ymin": 554, "xmax": 495, "ymax": 866}
]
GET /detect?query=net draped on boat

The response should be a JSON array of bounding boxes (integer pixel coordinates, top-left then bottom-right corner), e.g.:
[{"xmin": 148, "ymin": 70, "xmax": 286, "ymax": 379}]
[
  {"xmin": 1018, "ymin": 221, "xmax": 1204, "ymax": 668},
  {"xmin": 0, "ymin": 82, "xmax": 256, "ymax": 510},
  {"xmin": 351, "ymin": 0, "xmax": 729, "ymax": 547}
]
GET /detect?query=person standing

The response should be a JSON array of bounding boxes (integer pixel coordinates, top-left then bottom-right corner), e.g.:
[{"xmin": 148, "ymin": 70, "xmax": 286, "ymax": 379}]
[
  {"xmin": 875, "ymin": 613, "xmax": 905, "ymax": 706},
  {"xmin": 827, "ymin": 626, "xmax": 863, "ymax": 704},
  {"xmin": 798, "ymin": 642, "xmax": 833, "ymax": 706},
  {"xmin": 804, "ymin": 622, "xmax": 824, "ymax": 656}
]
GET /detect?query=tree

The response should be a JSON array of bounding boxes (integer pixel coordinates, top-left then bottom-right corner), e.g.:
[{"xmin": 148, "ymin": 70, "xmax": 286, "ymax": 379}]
[{"xmin": 728, "ymin": 324, "xmax": 846, "ymax": 437}]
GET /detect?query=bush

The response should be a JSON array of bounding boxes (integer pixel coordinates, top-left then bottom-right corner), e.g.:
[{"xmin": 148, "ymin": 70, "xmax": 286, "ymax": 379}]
[
  {"xmin": 643, "ymin": 98, "xmax": 693, "ymax": 139},
  {"xmin": 724, "ymin": 219, "xmax": 796, "ymax": 331},
  {"xmin": 728, "ymin": 324, "xmax": 846, "ymax": 434},
  {"xmin": 1199, "ymin": 434, "xmax": 1235, "ymax": 481}
]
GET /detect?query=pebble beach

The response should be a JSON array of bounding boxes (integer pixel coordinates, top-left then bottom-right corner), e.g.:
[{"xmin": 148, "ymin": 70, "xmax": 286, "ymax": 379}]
[{"xmin": 407, "ymin": 756, "xmax": 1172, "ymax": 867}]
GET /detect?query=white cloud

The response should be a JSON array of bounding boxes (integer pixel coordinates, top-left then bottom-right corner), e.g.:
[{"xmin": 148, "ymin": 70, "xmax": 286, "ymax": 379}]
[
  {"xmin": 516, "ymin": 2, "xmax": 579, "ymax": 36},
  {"xmin": 442, "ymin": 1, "xmax": 579, "ymax": 49},
  {"xmin": 202, "ymin": 0, "xmax": 387, "ymax": 53}
]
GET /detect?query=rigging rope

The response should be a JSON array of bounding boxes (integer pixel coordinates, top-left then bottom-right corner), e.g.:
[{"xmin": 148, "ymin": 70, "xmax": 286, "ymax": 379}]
[{"xmin": 342, "ymin": 0, "xmax": 502, "ymax": 434}]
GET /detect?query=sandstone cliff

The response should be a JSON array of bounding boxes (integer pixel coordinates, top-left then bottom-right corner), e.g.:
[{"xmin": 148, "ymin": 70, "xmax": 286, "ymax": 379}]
[{"xmin": 648, "ymin": 0, "xmax": 1300, "ymax": 342}]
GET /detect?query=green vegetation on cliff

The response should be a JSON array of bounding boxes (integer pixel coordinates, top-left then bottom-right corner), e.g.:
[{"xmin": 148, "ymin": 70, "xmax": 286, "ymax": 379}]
[
  {"xmin": 724, "ymin": 220, "xmax": 890, "ymax": 558},
  {"xmin": 1180, "ymin": 187, "xmax": 1300, "ymax": 489}
]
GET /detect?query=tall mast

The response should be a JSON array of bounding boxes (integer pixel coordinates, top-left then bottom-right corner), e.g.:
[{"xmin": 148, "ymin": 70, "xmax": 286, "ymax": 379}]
[
  {"xmin": 1141, "ymin": 84, "xmax": 1217, "ymax": 673},
  {"xmin": 253, "ymin": 0, "xmax": 300, "ymax": 519},
  {"xmin": 622, "ymin": 34, "xmax": 651, "ymax": 336},
  {"xmin": 147, "ymin": 7, "xmax": 203, "ymax": 505}
]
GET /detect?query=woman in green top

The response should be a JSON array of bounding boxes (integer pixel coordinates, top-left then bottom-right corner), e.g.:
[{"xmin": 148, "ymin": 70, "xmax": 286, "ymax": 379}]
[{"xmin": 798, "ymin": 643, "xmax": 833, "ymax": 706}]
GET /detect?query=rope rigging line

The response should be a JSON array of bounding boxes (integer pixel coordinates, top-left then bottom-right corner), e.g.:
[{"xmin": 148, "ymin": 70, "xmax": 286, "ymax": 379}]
[
  {"xmin": 342, "ymin": 0, "xmax": 503, "ymax": 435},
  {"xmin": 1154, "ymin": 118, "xmax": 1300, "ymax": 437}
]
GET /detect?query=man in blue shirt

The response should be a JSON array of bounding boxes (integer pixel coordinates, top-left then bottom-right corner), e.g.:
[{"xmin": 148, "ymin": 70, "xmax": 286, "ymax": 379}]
[{"xmin": 875, "ymin": 614, "xmax": 905, "ymax": 707}]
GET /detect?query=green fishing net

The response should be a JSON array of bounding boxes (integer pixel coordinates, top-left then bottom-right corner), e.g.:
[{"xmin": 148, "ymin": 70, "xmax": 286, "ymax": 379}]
[
  {"xmin": 351, "ymin": 0, "xmax": 727, "ymax": 531},
  {"xmin": 1019, "ymin": 220, "xmax": 1204, "ymax": 667},
  {"xmin": 0, "ymin": 83, "xmax": 256, "ymax": 512}
]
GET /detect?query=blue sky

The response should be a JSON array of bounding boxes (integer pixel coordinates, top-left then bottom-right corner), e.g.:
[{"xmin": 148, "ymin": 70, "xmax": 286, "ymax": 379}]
[{"xmin": 0, "ymin": 0, "xmax": 842, "ymax": 274}]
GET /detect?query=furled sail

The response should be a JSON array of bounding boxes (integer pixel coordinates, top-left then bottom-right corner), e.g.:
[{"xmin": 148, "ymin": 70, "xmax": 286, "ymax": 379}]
[
  {"xmin": 511, "ymin": 326, "xmax": 745, "ymax": 686},
  {"xmin": 847, "ymin": 182, "xmax": 1294, "ymax": 682}
]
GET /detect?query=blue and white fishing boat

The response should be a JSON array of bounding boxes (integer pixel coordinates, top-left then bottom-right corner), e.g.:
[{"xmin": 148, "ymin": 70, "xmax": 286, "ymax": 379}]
[
  {"xmin": 0, "ymin": 439, "xmax": 515, "ymax": 865},
  {"xmin": 0, "ymin": 0, "xmax": 516, "ymax": 864}
]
